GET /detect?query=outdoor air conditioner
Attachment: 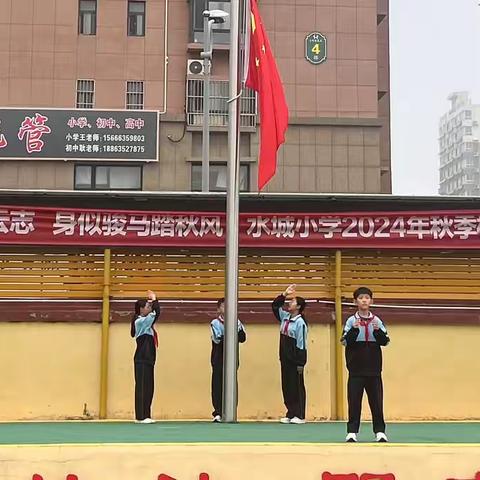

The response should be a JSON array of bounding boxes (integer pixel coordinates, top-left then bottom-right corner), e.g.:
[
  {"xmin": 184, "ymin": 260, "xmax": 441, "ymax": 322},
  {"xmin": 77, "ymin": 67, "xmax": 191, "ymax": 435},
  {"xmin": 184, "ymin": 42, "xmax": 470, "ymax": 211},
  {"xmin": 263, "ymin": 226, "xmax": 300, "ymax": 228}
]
[{"xmin": 187, "ymin": 59, "xmax": 205, "ymax": 76}]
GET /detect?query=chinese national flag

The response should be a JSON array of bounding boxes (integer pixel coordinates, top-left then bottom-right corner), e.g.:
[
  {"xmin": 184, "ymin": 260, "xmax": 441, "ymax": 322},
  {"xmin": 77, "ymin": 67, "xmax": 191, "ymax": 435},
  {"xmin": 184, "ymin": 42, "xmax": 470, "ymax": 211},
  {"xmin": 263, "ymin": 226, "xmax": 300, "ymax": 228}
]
[{"xmin": 246, "ymin": 0, "xmax": 289, "ymax": 191}]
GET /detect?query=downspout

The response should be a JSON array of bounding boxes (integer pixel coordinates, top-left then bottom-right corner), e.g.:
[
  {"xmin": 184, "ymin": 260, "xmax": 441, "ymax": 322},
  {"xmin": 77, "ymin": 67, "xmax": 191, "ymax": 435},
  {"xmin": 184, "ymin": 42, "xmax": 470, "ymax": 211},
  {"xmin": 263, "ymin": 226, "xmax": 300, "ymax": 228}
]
[{"xmin": 159, "ymin": 0, "xmax": 169, "ymax": 115}]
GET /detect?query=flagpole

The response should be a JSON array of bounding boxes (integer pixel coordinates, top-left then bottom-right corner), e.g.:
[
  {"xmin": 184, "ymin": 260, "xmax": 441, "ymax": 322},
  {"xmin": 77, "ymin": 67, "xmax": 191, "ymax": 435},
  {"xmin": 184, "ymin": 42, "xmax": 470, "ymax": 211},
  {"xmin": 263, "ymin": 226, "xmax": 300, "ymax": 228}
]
[{"xmin": 222, "ymin": 0, "xmax": 242, "ymax": 423}]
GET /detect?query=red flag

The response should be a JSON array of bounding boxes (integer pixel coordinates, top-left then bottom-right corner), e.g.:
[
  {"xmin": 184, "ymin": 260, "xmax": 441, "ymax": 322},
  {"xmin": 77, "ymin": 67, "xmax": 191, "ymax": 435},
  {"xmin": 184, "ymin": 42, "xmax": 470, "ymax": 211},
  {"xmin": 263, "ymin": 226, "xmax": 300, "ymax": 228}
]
[{"xmin": 246, "ymin": 0, "xmax": 289, "ymax": 191}]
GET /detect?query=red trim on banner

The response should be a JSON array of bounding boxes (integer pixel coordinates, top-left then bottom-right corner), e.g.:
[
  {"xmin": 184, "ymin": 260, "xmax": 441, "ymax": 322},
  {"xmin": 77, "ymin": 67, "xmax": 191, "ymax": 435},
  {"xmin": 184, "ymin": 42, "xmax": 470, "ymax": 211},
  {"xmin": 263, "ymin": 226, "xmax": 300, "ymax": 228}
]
[{"xmin": 1, "ymin": 205, "xmax": 480, "ymax": 248}]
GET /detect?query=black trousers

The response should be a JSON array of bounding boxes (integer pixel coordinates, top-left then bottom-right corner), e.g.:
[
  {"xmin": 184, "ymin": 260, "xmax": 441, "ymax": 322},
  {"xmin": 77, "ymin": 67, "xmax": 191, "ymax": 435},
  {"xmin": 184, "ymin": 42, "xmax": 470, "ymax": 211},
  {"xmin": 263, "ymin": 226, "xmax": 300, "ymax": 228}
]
[
  {"xmin": 211, "ymin": 363, "xmax": 223, "ymax": 417},
  {"xmin": 134, "ymin": 362, "xmax": 154, "ymax": 421},
  {"xmin": 281, "ymin": 362, "xmax": 306, "ymax": 419},
  {"xmin": 211, "ymin": 362, "xmax": 240, "ymax": 417},
  {"xmin": 347, "ymin": 375, "xmax": 385, "ymax": 433}
]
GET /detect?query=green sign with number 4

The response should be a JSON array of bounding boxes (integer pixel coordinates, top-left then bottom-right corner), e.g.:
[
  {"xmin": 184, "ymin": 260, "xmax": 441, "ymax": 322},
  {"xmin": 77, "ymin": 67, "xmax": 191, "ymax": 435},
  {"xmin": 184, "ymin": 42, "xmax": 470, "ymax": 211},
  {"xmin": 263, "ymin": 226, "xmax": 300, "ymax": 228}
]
[{"xmin": 305, "ymin": 32, "xmax": 327, "ymax": 65}]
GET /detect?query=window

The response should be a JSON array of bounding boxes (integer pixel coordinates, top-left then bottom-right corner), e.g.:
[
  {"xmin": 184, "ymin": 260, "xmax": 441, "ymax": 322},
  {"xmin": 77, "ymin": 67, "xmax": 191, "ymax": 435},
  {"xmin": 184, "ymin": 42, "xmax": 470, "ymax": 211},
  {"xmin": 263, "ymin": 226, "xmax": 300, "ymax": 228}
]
[
  {"xmin": 186, "ymin": 78, "xmax": 257, "ymax": 128},
  {"xmin": 128, "ymin": 1, "xmax": 145, "ymax": 36},
  {"xmin": 465, "ymin": 110, "xmax": 472, "ymax": 119},
  {"xmin": 76, "ymin": 79, "xmax": 95, "ymax": 108},
  {"xmin": 79, "ymin": 0, "xmax": 97, "ymax": 35},
  {"xmin": 191, "ymin": 163, "xmax": 250, "ymax": 192},
  {"xmin": 74, "ymin": 165, "xmax": 142, "ymax": 190},
  {"xmin": 126, "ymin": 81, "xmax": 144, "ymax": 110},
  {"xmin": 191, "ymin": 0, "xmax": 231, "ymax": 44}
]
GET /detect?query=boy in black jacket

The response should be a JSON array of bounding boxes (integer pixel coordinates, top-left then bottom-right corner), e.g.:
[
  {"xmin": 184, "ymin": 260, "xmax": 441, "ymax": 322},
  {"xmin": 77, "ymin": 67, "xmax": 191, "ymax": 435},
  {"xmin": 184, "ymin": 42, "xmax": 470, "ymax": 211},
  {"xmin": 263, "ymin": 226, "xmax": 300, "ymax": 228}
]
[{"xmin": 341, "ymin": 287, "xmax": 390, "ymax": 443}]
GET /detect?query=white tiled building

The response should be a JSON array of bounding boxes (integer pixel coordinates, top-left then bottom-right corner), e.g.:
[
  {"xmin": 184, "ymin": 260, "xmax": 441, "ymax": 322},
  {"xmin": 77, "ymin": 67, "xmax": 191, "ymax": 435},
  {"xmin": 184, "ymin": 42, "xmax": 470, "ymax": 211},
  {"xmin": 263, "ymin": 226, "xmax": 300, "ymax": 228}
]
[{"xmin": 439, "ymin": 92, "xmax": 480, "ymax": 196}]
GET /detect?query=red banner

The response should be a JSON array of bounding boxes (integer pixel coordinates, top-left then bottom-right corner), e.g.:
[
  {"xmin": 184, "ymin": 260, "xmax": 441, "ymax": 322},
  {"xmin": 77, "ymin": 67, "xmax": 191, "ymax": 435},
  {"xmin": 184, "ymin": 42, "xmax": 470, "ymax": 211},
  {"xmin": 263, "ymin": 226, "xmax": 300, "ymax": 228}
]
[{"xmin": 1, "ymin": 205, "xmax": 480, "ymax": 248}]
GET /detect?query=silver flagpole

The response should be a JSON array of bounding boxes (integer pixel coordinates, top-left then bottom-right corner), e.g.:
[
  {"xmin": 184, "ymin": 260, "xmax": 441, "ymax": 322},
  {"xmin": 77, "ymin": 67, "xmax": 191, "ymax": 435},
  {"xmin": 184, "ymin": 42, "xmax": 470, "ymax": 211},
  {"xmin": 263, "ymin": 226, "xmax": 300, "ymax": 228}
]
[{"xmin": 222, "ymin": 0, "xmax": 242, "ymax": 423}]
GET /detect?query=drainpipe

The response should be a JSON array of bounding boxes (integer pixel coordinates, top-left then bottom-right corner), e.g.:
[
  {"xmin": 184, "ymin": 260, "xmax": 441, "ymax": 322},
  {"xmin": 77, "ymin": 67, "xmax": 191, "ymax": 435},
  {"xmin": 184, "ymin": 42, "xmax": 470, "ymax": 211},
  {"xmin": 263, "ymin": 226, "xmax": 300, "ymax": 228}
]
[{"xmin": 158, "ymin": 0, "xmax": 169, "ymax": 115}]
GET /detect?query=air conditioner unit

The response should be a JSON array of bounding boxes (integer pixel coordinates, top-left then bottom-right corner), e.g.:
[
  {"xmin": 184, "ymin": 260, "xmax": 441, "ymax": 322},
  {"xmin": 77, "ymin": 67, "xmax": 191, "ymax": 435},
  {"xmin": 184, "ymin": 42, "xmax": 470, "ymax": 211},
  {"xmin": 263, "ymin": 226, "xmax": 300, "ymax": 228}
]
[{"xmin": 187, "ymin": 59, "xmax": 205, "ymax": 76}]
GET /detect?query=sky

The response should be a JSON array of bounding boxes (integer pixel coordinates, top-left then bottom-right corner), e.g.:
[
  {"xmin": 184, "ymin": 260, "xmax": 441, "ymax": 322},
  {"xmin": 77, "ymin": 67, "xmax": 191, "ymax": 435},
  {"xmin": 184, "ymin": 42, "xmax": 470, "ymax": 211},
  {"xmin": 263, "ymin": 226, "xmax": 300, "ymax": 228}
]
[{"xmin": 389, "ymin": 0, "xmax": 480, "ymax": 195}]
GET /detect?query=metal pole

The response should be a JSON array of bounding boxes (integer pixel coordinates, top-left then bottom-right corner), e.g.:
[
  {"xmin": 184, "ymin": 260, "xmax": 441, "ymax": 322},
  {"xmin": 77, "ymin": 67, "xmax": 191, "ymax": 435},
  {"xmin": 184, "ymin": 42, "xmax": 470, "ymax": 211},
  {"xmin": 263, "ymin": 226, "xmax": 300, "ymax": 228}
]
[
  {"xmin": 99, "ymin": 248, "xmax": 111, "ymax": 419},
  {"xmin": 334, "ymin": 250, "xmax": 345, "ymax": 420},
  {"xmin": 223, "ymin": 0, "xmax": 242, "ymax": 423},
  {"xmin": 201, "ymin": 16, "xmax": 213, "ymax": 192}
]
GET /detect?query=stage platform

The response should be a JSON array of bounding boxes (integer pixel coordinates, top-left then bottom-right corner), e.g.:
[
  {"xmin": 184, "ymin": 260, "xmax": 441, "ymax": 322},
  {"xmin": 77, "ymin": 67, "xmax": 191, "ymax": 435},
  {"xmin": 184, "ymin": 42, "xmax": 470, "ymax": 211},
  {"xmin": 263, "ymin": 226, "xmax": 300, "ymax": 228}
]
[{"xmin": 1, "ymin": 421, "xmax": 479, "ymax": 480}]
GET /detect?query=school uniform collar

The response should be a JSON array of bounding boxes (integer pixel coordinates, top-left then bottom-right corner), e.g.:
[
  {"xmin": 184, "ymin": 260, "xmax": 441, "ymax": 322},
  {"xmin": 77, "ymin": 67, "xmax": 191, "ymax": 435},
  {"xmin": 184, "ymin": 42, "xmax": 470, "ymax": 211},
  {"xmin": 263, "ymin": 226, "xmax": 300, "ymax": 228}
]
[
  {"xmin": 288, "ymin": 314, "xmax": 302, "ymax": 322},
  {"xmin": 355, "ymin": 311, "xmax": 374, "ymax": 321}
]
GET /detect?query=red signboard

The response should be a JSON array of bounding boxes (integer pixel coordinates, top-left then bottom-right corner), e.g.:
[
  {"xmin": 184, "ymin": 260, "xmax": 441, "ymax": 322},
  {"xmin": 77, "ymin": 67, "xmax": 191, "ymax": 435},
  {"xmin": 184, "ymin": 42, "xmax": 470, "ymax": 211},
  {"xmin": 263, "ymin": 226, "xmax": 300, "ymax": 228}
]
[{"xmin": 2, "ymin": 205, "xmax": 480, "ymax": 248}]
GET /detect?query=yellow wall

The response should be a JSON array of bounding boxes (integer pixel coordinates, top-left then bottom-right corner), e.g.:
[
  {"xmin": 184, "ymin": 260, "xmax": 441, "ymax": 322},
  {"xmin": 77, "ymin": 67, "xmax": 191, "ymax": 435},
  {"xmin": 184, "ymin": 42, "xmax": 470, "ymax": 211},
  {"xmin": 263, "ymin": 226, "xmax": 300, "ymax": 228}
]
[
  {"xmin": 0, "ymin": 323, "xmax": 101, "ymax": 420},
  {"xmin": 384, "ymin": 324, "xmax": 480, "ymax": 420},
  {"xmin": 0, "ymin": 323, "xmax": 479, "ymax": 420}
]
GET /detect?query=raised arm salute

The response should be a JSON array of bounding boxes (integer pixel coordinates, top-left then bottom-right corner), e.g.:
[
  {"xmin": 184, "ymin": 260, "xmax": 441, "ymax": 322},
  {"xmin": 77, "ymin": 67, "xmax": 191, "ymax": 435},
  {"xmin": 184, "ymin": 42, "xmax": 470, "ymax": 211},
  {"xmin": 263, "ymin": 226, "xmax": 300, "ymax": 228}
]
[
  {"xmin": 131, "ymin": 290, "xmax": 161, "ymax": 424},
  {"xmin": 272, "ymin": 284, "xmax": 308, "ymax": 424}
]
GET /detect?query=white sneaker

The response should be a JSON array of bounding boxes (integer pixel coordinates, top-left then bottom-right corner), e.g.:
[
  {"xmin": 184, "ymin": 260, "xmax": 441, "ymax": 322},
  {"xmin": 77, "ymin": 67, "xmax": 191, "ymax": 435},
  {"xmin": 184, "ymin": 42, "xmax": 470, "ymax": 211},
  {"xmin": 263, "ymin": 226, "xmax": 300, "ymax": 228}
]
[
  {"xmin": 212, "ymin": 415, "xmax": 222, "ymax": 423},
  {"xmin": 376, "ymin": 432, "xmax": 388, "ymax": 442},
  {"xmin": 290, "ymin": 417, "xmax": 306, "ymax": 424},
  {"xmin": 139, "ymin": 418, "xmax": 156, "ymax": 424},
  {"xmin": 280, "ymin": 417, "xmax": 291, "ymax": 424},
  {"xmin": 346, "ymin": 433, "xmax": 358, "ymax": 442}
]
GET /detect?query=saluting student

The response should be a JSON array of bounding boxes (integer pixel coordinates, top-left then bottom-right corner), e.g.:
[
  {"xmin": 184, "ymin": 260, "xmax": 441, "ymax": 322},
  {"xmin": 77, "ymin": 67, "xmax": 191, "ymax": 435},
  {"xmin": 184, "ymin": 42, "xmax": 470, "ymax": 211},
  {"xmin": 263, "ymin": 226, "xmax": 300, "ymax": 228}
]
[
  {"xmin": 341, "ymin": 287, "xmax": 390, "ymax": 443},
  {"xmin": 272, "ymin": 284, "xmax": 308, "ymax": 424},
  {"xmin": 130, "ymin": 290, "xmax": 161, "ymax": 424},
  {"xmin": 210, "ymin": 297, "xmax": 247, "ymax": 422}
]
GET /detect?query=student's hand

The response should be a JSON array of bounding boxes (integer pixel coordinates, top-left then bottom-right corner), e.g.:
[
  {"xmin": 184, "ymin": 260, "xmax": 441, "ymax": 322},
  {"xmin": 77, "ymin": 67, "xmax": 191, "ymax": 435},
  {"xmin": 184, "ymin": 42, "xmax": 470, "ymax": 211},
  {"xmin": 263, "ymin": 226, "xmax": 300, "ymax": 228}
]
[
  {"xmin": 296, "ymin": 365, "xmax": 304, "ymax": 374},
  {"xmin": 372, "ymin": 319, "xmax": 380, "ymax": 330},
  {"xmin": 147, "ymin": 290, "xmax": 157, "ymax": 301},
  {"xmin": 283, "ymin": 284, "xmax": 296, "ymax": 297}
]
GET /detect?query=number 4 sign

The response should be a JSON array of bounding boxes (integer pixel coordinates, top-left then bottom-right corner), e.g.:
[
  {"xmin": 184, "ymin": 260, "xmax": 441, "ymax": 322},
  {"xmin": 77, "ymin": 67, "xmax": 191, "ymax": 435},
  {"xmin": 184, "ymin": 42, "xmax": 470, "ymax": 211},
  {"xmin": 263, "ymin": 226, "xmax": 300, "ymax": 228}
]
[{"xmin": 305, "ymin": 32, "xmax": 327, "ymax": 65}]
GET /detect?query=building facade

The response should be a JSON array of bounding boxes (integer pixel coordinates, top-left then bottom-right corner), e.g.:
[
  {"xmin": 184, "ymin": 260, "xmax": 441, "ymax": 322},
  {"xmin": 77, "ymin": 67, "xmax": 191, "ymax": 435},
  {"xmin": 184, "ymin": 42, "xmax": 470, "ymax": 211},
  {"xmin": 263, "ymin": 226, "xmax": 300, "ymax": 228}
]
[
  {"xmin": 439, "ymin": 92, "xmax": 480, "ymax": 196},
  {"xmin": 0, "ymin": 0, "xmax": 391, "ymax": 193}
]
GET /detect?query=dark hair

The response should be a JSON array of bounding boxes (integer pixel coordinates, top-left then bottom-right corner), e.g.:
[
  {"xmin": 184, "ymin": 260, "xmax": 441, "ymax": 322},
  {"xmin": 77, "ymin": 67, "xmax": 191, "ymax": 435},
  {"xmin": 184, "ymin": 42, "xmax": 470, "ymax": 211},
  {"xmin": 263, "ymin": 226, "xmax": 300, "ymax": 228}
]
[
  {"xmin": 130, "ymin": 299, "xmax": 148, "ymax": 337},
  {"xmin": 353, "ymin": 287, "xmax": 373, "ymax": 300},
  {"xmin": 294, "ymin": 296, "xmax": 308, "ymax": 325},
  {"xmin": 217, "ymin": 297, "xmax": 225, "ymax": 307},
  {"xmin": 295, "ymin": 296, "xmax": 306, "ymax": 314}
]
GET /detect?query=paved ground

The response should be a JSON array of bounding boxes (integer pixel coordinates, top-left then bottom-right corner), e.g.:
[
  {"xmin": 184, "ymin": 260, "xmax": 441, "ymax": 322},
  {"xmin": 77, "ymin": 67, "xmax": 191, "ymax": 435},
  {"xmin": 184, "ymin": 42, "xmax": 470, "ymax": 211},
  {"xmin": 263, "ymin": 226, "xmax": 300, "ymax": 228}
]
[{"xmin": 0, "ymin": 421, "xmax": 479, "ymax": 445}]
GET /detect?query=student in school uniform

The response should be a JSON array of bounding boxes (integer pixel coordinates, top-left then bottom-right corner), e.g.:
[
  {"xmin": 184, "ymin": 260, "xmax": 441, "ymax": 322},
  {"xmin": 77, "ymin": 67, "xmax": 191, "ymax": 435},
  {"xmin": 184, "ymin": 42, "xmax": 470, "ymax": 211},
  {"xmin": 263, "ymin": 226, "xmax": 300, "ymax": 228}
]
[
  {"xmin": 272, "ymin": 284, "xmax": 308, "ymax": 424},
  {"xmin": 210, "ymin": 297, "xmax": 247, "ymax": 423},
  {"xmin": 130, "ymin": 290, "xmax": 161, "ymax": 424},
  {"xmin": 341, "ymin": 287, "xmax": 390, "ymax": 443}
]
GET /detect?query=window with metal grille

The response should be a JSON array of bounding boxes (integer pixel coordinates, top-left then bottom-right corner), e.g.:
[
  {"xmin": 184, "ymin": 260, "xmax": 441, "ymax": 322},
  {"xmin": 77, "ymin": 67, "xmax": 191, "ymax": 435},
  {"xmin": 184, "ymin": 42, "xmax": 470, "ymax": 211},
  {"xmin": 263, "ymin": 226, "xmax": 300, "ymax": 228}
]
[
  {"xmin": 76, "ymin": 79, "xmax": 95, "ymax": 108},
  {"xmin": 79, "ymin": 0, "xmax": 96, "ymax": 35},
  {"xmin": 126, "ymin": 81, "xmax": 144, "ymax": 110},
  {"xmin": 186, "ymin": 78, "xmax": 256, "ymax": 128},
  {"xmin": 128, "ymin": 1, "xmax": 146, "ymax": 36},
  {"xmin": 74, "ymin": 165, "xmax": 143, "ymax": 190},
  {"xmin": 191, "ymin": 163, "xmax": 250, "ymax": 192}
]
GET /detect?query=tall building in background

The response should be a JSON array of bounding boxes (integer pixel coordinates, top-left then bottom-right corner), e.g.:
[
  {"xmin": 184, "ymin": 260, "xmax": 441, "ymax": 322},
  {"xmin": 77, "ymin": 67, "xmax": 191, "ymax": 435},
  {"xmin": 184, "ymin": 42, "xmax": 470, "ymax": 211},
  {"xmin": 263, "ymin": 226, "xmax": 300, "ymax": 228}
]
[
  {"xmin": 439, "ymin": 92, "xmax": 480, "ymax": 196},
  {"xmin": 0, "ymin": 0, "xmax": 391, "ymax": 194}
]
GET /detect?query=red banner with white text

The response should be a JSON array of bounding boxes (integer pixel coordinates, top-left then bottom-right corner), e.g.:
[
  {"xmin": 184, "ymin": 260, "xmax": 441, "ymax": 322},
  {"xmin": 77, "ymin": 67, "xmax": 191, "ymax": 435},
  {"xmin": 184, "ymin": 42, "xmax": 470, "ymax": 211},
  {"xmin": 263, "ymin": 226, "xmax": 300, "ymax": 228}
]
[{"xmin": 1, "ymin": 205, "xmax": 480, "ymax": 248}]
